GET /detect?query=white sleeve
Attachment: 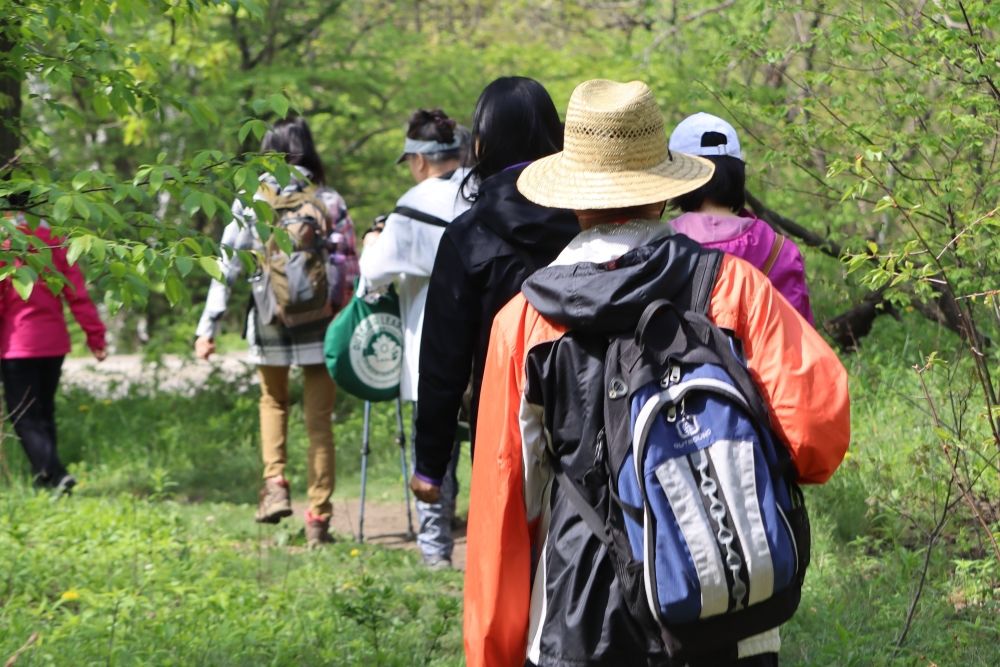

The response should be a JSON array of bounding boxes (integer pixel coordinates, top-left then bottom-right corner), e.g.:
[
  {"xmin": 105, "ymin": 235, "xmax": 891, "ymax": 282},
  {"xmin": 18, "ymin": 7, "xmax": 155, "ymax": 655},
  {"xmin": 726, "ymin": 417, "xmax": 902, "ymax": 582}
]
[
  {"xmin": 358, "ymin": 211, "xmax": 442, "ymax": 288},
  {"xmin": 195, "ymin": 202, "xmax": 255, "ymax": 339}
]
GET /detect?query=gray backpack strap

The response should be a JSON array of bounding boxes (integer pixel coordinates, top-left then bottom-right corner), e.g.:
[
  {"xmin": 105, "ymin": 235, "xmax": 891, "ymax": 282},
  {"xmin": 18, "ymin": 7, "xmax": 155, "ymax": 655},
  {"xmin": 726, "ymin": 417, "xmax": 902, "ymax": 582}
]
[{"xmin": 690, "ymin": 249, "xmax": 722, "ymax": 315}]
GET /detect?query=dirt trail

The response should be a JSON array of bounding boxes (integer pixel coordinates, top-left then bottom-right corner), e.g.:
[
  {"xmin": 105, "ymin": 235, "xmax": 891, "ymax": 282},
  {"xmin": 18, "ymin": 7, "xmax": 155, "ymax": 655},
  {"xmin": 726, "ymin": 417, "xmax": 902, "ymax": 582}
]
[
  {"xmin": 62, "ymin": 353, "xmax": 252, "ymax": 397},
  {"xmin": 295, "ymin": 499, "xmax": 468, "ymax": 570}
]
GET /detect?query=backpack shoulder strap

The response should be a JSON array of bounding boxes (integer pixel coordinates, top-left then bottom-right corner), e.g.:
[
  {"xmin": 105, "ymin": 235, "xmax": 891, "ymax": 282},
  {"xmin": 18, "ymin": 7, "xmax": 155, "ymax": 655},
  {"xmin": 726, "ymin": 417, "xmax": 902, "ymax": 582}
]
[
  {"xmin": 603, "ymin": 335, "xmax": 638, "ymax": 479},
  {"xmin": 761, "ymin": 233, "xmax": 786, "ymax": 276},
  {"xmin": 256, "ymin": 182, "xmax": 279, "ymax": 208},
  {"xmin": 392, "ymin": 205, "xmax": 450, "ymax": 228},
  {"xmin": 549, "ymin": 454, "xmax": 614, "ymax": 546},
  {"xmin": 690, "ymin": 248, "xmax": 723, "ymax": 314},
  {"xmin": 603, "ymin": 248, "xmax": 723, "ymax": 477}
]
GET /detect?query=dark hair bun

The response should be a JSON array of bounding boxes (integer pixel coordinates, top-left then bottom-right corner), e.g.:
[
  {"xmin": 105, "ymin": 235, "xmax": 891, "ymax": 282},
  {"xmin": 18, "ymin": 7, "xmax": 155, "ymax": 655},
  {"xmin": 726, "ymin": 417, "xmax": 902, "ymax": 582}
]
[{"xmin": 407, "ymin": 108, "xmax": 456, "ymax": 143}]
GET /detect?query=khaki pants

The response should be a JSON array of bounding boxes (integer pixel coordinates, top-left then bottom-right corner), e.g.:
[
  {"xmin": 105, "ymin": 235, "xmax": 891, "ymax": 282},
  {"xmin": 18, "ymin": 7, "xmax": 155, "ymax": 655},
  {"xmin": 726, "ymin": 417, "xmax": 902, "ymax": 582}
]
[{"xmin": 258, "ymin": 364, "xmax": 335, "ymax": 518}]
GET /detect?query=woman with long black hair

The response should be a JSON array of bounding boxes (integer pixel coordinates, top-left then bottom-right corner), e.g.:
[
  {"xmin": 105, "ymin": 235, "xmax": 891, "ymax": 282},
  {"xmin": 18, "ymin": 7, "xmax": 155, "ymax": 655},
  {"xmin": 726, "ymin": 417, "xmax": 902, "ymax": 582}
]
[
  {"xmin": 411, "ymin": 77, "xmax": 580, "ymax": 508},
  {"xmin": 194, "ymin": 116, "xmax": 356, "ymax": 547}
]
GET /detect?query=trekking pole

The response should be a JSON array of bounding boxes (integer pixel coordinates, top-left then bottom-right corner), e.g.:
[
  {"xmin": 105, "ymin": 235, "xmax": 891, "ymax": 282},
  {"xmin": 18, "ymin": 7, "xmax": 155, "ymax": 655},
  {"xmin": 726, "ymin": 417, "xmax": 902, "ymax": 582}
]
[
  {"xmin": 358, "ymin": 400, "xmax": 372, "ymax": 543},
  {"xmin": 395, "ymin": 397, "xmax": 415, "ymax": 539}
]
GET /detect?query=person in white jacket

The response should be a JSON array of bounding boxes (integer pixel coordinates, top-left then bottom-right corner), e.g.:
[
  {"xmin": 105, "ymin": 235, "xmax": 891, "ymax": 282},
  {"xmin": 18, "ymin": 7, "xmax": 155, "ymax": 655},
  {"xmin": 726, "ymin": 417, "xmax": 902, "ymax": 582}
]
[{"xmin": 358, "ymin": 109, "xmax": 472, "ymax": 568}]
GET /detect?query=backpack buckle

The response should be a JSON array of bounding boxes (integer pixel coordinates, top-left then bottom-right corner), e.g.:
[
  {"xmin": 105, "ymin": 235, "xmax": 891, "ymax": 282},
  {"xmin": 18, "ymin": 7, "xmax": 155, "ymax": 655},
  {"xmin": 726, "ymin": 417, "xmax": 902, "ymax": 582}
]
[
  {"xmin": 608, "ymin": 377, "xmax": 628, "ymax": 399},
  {"xmin": 659, "ymin": 364, "xmax": 681, "ymax": 388}
]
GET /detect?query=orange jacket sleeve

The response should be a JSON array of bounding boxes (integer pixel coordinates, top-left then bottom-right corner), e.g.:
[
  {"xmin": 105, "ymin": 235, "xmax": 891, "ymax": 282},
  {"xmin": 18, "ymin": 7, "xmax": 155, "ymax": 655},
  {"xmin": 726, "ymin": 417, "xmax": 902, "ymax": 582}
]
[
  {"xmin": 709, "ymin": 255, "xmax": 850, "ymax": 483},
  {"xmin": 464, "ymin": 304, "xmax": 534, "ymax": 667}
]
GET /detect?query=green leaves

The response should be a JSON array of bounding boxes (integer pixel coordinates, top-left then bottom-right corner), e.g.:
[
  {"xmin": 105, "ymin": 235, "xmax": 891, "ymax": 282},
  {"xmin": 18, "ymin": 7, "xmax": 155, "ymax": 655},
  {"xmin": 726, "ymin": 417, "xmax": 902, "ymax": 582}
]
[
  {"xmin": 186, "ymin": 99, "xmax": 220, "ymax": 129},
  {"xmin": 11, "ymin": 267, "xmax": 38, "ymax": 301},
  {"xmin": 66, "ymin": 235, "xmax": 93, "ymax": 265},
  {"xmin": 164, "ymin": 272, "xmax": 187, "ymax": 305},
  {"xmin": 72, "ymin": 171, "xmax": 91, "ymax": 191},
  {"xmin": 198, "ymin": 256, "xmax": 223, "ymax": 282},
  {"xmin": 174, "ymin": 255, "xmax": 194, "ymax": 277},
  {"xmin": 182, "ymin": 192, "xmax": 202, "ymax": 216},
  {"xmin": 238, "ymin": 119, "xmax": 267, "ymax": 144},
  {"xmin": 267, "ymin": 93, "xmax": 289, "ymax": 119},
  {"xmin": 52, "ymin": 195, "xmax": 74, "ymax": 223},
  {"xmin": 250, "ymin": 94, "xmax": 292, "ymax": 119}
]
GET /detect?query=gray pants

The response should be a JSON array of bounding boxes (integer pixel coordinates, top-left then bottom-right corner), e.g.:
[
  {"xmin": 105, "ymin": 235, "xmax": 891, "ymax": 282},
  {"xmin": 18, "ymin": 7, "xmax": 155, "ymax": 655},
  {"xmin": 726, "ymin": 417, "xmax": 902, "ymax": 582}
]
[{"xmin": 414, "ymin": 433, "xmax": 461, "ymax": 562}]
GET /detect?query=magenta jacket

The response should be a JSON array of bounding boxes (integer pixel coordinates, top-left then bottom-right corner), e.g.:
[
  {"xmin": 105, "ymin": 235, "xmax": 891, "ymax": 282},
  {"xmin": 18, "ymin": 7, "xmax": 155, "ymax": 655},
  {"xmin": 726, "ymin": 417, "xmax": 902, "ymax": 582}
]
[
  {"xmin": 1, "ymin": 221, "xmax": 106, "ymax": 359},
  {"xmin": 670, "ymin": 212, "xmax": 814, "ymax": 324}
]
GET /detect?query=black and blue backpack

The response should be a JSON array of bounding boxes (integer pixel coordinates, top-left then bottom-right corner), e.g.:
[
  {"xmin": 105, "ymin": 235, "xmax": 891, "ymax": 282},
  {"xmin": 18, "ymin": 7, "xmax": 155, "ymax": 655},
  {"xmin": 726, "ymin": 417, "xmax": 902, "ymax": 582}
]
[{"xmin": 553, "ymin": 252, "xmax": 811, "ymax": 662}]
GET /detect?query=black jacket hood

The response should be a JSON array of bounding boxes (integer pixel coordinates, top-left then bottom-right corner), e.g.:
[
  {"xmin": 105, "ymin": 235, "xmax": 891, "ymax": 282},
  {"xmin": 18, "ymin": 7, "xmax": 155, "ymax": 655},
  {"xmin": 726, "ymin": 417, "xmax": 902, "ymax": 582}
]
[
  {"xmin": 473, "ymin": 165, "xmax": 580, "ymax": 263},
  {"xmin": 522, "ymin": 233, "xmax": 712, "ymax": 334}
]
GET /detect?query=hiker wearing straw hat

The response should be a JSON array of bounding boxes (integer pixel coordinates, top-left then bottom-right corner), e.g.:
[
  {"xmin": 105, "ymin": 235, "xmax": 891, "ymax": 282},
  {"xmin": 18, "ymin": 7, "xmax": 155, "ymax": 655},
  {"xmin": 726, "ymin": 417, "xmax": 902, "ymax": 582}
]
[{"xmin": 463, "ymin": 80, "xmax": 850, "ymax": 666}]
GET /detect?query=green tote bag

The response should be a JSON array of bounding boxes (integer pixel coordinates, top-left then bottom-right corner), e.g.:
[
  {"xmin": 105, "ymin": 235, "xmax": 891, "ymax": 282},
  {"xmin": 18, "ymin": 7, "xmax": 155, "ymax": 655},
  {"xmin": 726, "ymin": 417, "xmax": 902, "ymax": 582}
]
[{"xmin": 324, "ymin": 286, "xmax": 403, "ymax": 402}]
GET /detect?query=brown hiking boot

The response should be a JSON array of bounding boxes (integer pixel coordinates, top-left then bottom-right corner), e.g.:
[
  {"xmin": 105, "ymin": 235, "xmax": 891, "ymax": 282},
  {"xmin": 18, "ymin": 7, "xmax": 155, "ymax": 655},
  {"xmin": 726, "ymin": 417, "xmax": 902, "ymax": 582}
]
[
  {"xmin": 305, "ymin": 510, "xmax": 334, "ymax": 549},
  {"xmin": 255, "ymin": 476, "xmax": 292, "ymax": 524}
]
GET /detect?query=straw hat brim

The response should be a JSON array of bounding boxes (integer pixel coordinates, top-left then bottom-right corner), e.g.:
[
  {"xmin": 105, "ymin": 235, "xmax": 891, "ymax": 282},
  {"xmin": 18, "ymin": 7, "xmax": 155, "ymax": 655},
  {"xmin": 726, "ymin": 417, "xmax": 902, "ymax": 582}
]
[{"xmin": 517, "ymin": 150, "xmax": 715, "ymax": 210}]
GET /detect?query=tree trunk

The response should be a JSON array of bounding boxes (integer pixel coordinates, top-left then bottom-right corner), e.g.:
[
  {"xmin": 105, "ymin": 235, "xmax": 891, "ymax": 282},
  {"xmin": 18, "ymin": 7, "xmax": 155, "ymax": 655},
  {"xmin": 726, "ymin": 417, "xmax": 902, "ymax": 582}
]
[{"xmin": 0, "ymin": 17, "xmax": 23, "ymax": 177}]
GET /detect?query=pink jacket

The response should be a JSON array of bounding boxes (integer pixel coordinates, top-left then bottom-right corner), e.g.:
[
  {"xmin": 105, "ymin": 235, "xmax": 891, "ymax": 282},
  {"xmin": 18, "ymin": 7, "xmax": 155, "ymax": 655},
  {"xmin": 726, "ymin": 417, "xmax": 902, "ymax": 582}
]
[
  {"xmin": 670, "ymin": 211, "xmax": 814, "ymax": 324},
  {"xmin": 1, "ymin": 222, "xmax": 106, "ymax": 359}
]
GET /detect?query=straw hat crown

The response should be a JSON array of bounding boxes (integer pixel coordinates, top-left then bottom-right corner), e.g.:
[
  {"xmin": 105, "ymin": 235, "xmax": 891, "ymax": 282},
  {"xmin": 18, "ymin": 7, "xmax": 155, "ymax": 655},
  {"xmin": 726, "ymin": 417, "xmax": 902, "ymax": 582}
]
[
  {"xmin": 518, "ymin": 79, "xmax": 714, "ymax": 210},
  {"xmin": 562, "ymin": 80, "xmax": 667, "ymax": 170}
]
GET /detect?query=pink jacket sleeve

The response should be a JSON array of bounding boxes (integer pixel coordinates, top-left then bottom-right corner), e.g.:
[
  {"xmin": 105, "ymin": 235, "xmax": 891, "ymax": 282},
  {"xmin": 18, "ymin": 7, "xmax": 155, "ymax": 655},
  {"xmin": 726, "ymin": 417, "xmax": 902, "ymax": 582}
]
[{"xmin": 55, "ymin": 246, "xmax": 106, "ymax": 352}]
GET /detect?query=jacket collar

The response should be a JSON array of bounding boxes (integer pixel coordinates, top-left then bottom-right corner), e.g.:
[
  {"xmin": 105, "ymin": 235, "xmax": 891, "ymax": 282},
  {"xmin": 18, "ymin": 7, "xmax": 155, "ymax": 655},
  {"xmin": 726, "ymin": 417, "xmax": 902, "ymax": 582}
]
[
  {"xmin": 551, "ymin": 219, "xmax": 672, "ymax": 267},
  {"xmin": 522, "ymin": 226, "xmax": 707, "ymax": 334}
]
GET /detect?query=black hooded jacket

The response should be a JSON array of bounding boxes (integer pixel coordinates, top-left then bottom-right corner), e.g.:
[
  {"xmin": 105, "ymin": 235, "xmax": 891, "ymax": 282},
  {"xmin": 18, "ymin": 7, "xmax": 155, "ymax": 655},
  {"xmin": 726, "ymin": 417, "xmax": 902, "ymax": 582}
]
[{"xmin": 414, "ymin": 164, "xmax": 579, "ymax": 482}]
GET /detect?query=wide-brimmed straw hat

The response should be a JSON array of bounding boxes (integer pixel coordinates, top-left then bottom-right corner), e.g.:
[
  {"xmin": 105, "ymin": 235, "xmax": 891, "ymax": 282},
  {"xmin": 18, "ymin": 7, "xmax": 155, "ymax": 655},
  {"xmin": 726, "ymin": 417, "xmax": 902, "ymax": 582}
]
[{"xmin": 517, "ymin": 80, "xmax": 714, "ymax": 210}]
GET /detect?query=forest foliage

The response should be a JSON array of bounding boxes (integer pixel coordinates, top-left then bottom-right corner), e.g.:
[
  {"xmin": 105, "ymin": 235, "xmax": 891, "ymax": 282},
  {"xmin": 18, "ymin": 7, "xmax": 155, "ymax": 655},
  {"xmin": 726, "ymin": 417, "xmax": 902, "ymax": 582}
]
[{"xmin": 0, "ymin": 0, "xmax": 998, "ymax": 660}]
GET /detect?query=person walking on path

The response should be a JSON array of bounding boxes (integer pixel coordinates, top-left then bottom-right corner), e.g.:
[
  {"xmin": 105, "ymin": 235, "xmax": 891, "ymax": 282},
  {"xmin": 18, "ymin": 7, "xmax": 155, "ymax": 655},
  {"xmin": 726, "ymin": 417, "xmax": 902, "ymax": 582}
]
[
  {"xmin": 1, "ymin": 212, "xmax": 107, "ymax": 494},
  {"xmin": 667, "ymin": 112, "xmax": 814, "ymax": 323},
  {"xmin": 409, "ymin": 76, "xmax": 580, "ymax": 507},
  {"xmin": 463, "ymin": 79, "xmax": 850, "ymax": 666},
  {"xmin": 357, "ymin": 108, "xmax": 472, "ymax": 569},
  {"xmin": 194, "ymin": 116, "xmax": 356, "ymax": 548}
]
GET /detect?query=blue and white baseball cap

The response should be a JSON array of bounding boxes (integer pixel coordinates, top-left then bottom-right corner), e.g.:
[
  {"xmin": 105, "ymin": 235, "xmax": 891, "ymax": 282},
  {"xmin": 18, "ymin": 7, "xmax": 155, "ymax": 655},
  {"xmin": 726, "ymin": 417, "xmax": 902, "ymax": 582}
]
[{"xmin": 668, "ymin": 112, "xmax": 743, "ymax": 161}]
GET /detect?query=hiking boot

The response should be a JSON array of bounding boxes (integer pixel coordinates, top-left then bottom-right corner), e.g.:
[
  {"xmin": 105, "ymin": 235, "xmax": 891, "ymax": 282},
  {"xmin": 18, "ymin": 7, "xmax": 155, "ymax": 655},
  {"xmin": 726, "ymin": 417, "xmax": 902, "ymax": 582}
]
[
  {"xmin": 53, "ymin": 474, "xmax": 76, "ymax": 498},
  {"xmin": 255, "ymin": 476, "xmax": 292, "ymax": 524},
  {"xmin": 305, "ymin": 510, "xmax": 334, "ymax": 549},
  {"xmin": 424, "ymin": 556, "xmax": 452, "ymax": 571}
]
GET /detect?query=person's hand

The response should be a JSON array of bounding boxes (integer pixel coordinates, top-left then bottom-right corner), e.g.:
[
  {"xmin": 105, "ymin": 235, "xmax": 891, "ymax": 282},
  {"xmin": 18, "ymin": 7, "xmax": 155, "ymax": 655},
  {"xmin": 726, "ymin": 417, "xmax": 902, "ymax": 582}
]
[
  {"xmin": 410, "ymin": 475, "xmax": 441, "ymax": 503},
  {"xmin": 91, "ymin": 348, "xmax": 108, "ymax": 362},
  {"xmin": 195, "ymin": 336, "xmax": 216, "ymax": 360}
]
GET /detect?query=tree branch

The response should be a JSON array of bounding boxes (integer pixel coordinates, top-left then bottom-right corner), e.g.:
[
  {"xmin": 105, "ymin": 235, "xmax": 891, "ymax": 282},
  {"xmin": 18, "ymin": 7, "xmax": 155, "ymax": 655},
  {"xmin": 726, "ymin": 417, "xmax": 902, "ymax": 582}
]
[
  {"xmin": 747, "ymin": 191, "xmax": 983, "ymax": 347},
  {"xmin": 641, "ymin": 0, "xmax": 735, "ymax": 64},
  {"xmin": 248, "ymin": 1, "xmax": 346, "ymax": 69},
  {"xmin": 229, "ymin": 13, "xmax": 253, "ymax": 71},
  {"xmin": 956, "ymin": 0, "xmax": 1000, "ymax": 107},
  {"xmin": 746, "ymin": 191, "xmax": 841, "ymax": 257}
]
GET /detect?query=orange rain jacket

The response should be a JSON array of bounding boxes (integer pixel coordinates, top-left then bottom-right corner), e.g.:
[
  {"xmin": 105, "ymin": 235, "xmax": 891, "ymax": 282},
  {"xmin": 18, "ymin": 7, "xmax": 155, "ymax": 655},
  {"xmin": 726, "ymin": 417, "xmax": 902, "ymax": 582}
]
[{"xmin": 463, "ymin": 224, "xmax": 850, "ymax": 667}]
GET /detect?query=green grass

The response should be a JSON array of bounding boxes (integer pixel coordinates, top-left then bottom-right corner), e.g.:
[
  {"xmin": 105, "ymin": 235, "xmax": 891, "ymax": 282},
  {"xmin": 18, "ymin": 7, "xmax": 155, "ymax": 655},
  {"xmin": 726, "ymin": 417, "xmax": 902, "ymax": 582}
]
[
  {"xmin": 1, "ymin": 321, "xmax": 998, "ymax": 665},
  {"xmin": 0, "ymin": 491, "xmax": 463, "ymax": 666}
]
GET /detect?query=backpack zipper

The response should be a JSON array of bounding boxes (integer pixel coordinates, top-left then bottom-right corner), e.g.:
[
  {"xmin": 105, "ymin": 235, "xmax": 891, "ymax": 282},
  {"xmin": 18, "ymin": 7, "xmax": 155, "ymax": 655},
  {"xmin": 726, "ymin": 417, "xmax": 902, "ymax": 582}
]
[{"xmin": 775, "ymin": 504, "xmax": 799, "ymax": 575}]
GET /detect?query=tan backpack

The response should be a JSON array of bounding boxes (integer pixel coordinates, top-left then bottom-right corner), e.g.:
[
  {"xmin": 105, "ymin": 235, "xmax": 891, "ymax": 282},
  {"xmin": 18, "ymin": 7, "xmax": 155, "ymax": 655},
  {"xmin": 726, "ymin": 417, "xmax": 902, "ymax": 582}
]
[{"xmin": 252, "ymin": 183, "xmax": 334, "ymax": 328}]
